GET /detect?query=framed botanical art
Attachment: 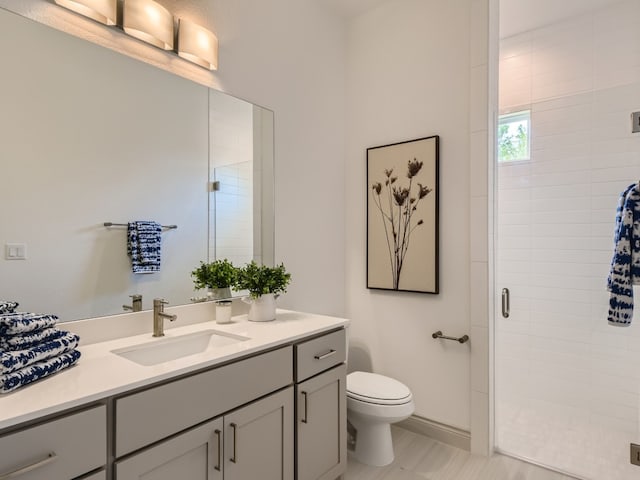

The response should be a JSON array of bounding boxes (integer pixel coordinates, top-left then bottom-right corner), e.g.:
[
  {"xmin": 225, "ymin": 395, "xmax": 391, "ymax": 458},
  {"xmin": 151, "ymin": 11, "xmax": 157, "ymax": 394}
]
[{"xmin": 367, "ymin": 135, "xmax": 439, "ymax": 294}]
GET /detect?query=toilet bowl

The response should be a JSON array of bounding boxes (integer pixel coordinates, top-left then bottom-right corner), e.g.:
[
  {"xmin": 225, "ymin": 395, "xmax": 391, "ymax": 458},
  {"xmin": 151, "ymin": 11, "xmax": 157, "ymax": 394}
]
[{"xmin": 346, "ymin": 371, "xmax": 414, "ymax": 467}]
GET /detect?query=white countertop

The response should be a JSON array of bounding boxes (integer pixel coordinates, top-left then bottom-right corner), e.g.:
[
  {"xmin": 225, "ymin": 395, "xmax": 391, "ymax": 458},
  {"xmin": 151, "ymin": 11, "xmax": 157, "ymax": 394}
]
[{"xmin": 0, "ymin": 309, "xmax": 348, "ymax": 431}]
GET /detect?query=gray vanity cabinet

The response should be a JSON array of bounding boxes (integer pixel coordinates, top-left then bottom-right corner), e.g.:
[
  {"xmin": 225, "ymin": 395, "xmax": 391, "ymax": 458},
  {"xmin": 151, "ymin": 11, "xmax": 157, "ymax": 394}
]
[
  {"xmin": 294, "ymin": 329, "xmax": 347, "ymax": 480},
  {"xmin": 296, "ymin": 364, "xmax": 347, "ymax": 480},
  {"xmin": 0, "ymin": 405, "xmax": 106, "ymax": 480},
  {"xmin": 116, "ymin": 416, "xmax": 224, "ymax": 480},
  {"xmin": 116, "ymin": 387, "xmax": 293, "ymax": 480},
  {"xmin": 223, "ymin": 387, "xmax": 294, "ymax": 480}
]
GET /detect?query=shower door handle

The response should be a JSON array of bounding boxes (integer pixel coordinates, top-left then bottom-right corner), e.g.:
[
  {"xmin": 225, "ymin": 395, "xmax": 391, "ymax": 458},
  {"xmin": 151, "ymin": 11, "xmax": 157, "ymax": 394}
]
[{"xmin": 502, "ymin": 288, "xmax": 510, "ymax": 318}]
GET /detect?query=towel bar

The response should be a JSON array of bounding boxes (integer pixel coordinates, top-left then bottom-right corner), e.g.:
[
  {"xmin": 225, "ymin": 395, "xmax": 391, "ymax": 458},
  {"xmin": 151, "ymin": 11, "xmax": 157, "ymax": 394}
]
[
  {"xmin": 104, "ymin": 222, "xmax": 177, "ymax": 230},
  {"xmin": 432, "ymin": 331, "xmax": 469, "ymax": 344}
]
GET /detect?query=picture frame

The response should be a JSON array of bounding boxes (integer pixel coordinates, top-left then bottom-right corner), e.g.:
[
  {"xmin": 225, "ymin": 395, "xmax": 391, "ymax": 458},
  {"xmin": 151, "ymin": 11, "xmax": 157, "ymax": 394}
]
[{"xmin": 367, "ymin": 135, "xmax": 439, "ymax": 294}]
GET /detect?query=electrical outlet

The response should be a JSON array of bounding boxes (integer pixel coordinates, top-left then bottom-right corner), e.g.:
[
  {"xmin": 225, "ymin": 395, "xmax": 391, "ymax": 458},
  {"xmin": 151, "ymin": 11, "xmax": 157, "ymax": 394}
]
[
  {"xmin": 631, "ymin": 443, "xmax": 640, "ymax": 466},
  {"xmin": 632, "ymin": 112, "xmax": 640, "ymax": 133}
]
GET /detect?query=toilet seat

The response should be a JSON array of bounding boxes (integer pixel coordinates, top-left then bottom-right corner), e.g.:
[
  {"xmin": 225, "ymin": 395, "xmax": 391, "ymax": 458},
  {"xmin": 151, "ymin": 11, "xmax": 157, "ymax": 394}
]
[{"xmin": 347, "ymin": 372, "xmax": 412, "ymax": 406}]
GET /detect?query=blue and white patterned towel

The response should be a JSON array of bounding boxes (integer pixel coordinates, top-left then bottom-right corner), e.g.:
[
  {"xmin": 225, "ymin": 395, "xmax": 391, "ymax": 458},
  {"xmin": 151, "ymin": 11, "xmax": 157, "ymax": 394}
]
[
  {"xmin": 0, "ymin": 301, "xmax": 18, "ymax": 314},
  {"xmin": 0, "ymin": 349, "xmax": 81, "ymax": 394},
  {"xmin": 607, "ymin": 183, "xmax": 640, "ymax": 326},
  {"xmin": 127, "ymin": 221, "xmax": 162, "ymax": 274},
  {"xmin": 0, "ymin": 331, "xmax": 79, "ymax": 374},
  {"xmin": 0, "ymin": 327, "xmax": 66, "ymax": 351},
  {"xmin": 0, "ymin": 313, "xmax": 58, "ymax": 335}
]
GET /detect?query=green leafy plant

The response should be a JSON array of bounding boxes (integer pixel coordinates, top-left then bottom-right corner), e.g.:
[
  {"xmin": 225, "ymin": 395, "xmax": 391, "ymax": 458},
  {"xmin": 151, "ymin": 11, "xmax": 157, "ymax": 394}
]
[
  {"xmin": 191, "ymin": 259, "xmax": 238, "ymax": 290},
  {"xmin": 235, "ymin": 261, "xmax": 291, "ymax": 299}
]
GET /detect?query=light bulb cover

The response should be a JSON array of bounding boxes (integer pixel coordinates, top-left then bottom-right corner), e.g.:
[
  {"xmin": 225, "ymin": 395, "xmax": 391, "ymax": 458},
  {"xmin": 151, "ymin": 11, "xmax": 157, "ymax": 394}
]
[
  {"xmin": 54, "ymin": 0, "xmax": 117, "ymax": 26},
  {"xmin": 123, "ymin": 0, "xmax": 174, "ymax": 50},
  {"xmin": 177, "ymin": 19, "xmax": 218, "ymax": 71}
]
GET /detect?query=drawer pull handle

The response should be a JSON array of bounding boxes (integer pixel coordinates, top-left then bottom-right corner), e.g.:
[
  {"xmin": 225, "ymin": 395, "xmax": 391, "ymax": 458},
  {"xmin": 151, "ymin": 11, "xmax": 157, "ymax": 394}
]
[
  {"xmin": 214, "ymin": 429, "xmax": 222, "ymax": 471},
  {"xmin": 0, "ymin": 452, "xmax": 57, "ymax": 479},
  {"xmin": 301, "ymin": 391, "xmax": 308, "ymax": 424},
  {"xmin": 230, "ymin": 422, "xmax": 238, "ymax": 464},
  {"xmin": 314, "ymin": 349, "xmax": 336, "ymax": 360}
]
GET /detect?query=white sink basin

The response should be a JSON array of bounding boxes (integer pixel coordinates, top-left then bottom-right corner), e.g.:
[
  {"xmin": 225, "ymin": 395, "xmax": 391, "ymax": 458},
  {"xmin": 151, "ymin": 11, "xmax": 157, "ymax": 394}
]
[{"xmin": 112, "ymin": 329, "xmax": 250, "ymax": 366}]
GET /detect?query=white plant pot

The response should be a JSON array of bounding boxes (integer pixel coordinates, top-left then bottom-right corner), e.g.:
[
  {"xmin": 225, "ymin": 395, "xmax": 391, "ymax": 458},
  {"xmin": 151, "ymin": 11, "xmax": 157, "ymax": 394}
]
[{"xmin": 242, "ymin": 293, "xmax": 277, "ymax": 322}]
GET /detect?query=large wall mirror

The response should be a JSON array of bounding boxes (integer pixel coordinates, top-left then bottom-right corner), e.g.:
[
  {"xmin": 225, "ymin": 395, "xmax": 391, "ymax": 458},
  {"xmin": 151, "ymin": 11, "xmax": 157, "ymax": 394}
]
[{"xmin": 0, "ymin": 7, "xmax": 274, "ymax": 322}]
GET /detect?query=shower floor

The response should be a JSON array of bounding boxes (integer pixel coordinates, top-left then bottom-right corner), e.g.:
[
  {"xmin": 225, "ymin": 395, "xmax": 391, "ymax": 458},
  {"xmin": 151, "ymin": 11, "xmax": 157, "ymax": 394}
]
[{"xmin": 497, "ymin": 400, "xmax": 640, "ymax": 480}]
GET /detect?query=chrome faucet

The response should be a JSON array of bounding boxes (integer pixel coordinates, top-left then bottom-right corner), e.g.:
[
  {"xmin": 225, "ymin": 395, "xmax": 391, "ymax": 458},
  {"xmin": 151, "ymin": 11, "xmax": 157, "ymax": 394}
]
[
  {"xmin": 153, "ymin": 298, "xmax": 177, "ymax": 337},
  {"xmin": 123, "ymin": 294, "xmax": 143, "ymax": 312}
]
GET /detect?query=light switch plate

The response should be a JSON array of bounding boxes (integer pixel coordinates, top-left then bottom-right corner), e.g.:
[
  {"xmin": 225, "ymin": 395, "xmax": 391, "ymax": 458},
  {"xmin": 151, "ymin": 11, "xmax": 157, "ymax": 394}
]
[
  {"xmin": 5, "ymin": 243, "xmax": 27, "ymax": 260},
  {"xmin": 631, "ymin": 443, "xmax": 640, "ymax": 466},
  {"xmin": 632, "ymin": 112, "xmax": 640, "ymax": 133}
]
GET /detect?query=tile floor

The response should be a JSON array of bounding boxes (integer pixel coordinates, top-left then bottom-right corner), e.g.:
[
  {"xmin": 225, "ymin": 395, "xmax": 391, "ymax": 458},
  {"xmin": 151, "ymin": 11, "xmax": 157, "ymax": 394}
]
[{"xmin": 344, "ymin": 426, "xmax": 578, "ymax": 480}]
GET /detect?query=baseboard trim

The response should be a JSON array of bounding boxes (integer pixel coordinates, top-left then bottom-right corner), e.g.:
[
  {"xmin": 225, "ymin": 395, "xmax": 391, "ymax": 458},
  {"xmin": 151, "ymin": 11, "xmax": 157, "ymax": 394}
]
[{"xmin": 397, "ymin": 415, "xmax": 471, "ymax": 451}]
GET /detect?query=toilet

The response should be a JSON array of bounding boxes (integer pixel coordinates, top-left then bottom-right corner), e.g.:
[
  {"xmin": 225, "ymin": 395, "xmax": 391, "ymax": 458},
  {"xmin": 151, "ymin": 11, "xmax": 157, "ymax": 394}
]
[{"xmin": 346, "ymin": 371, "xmax": 415, "ymax": 467}]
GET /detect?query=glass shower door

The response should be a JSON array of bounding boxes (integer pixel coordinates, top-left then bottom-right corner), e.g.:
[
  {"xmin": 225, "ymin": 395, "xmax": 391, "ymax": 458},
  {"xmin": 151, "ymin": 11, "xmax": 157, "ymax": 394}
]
[{"xmin": 494, "ymin": 1, "xmax": 640, "ymax": 478}]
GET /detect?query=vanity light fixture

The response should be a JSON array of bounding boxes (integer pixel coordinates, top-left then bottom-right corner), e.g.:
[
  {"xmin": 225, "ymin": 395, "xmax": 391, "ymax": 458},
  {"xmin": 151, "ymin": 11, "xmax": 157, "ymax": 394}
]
[
  {"xmin": 52, "ymin": 0, "xmax": 219, "ymax": 70},
  {"xmin": 123, "ymin": 0, "xmax": 174, "ymax": 50},
  {"xmin": 54, "ymin": 0, "xmax": 117, "ymax": 26},
  {"xmin": 177, "ymin": 19, "xmax": 218, "ymax": 71}
]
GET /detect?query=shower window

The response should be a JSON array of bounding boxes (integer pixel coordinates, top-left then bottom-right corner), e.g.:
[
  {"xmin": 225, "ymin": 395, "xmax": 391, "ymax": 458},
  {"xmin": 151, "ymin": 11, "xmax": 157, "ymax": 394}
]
[{"xmin": 497, "ymin": 109, "xmax": 530, "ymax": 163}]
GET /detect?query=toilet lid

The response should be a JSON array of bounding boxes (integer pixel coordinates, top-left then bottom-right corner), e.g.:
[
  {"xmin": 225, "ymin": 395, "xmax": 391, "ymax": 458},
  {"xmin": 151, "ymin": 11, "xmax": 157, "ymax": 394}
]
[{"xmin": 347, "ymin": 372, "xmax": 412, "ymax": 405}]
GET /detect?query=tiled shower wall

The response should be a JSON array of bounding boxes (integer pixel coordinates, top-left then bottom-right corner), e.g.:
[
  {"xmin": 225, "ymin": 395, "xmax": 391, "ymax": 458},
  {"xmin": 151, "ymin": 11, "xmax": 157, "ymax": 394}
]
[{"xmin": 496, "ymin": 1, "xmax": 640, "ymax": 478}]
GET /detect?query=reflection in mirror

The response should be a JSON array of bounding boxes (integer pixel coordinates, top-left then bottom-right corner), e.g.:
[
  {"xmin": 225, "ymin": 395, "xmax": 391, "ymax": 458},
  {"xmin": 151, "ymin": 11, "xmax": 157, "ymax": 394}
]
[{"xmin": 0, "ymin": 8, "xmax": 274, "ymax": 322}]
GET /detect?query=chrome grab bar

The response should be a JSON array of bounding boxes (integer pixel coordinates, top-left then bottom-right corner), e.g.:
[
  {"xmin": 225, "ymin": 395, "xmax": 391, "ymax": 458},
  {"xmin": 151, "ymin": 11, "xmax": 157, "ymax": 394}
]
[
  {"xmin": 0, "ymin": 453, "xmax": 57, "ymax": 479},
  {"xmin": 431, "ymin": 331, "xmax": 469, "ymax": 344}
]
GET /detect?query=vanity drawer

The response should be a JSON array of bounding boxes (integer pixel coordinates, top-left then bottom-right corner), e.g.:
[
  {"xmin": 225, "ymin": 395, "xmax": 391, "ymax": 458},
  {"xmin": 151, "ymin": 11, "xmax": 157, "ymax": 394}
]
[
  {"xmin": 0, "ymin": 405, "xmax": 106, "ymax": 480},
  {"xmin": 295, "ymin": 329, "xmax": 346, "ymax": 382},
  {"xmin": 115, "ymin": 346, "xmax": 293, "ymax": 457}
]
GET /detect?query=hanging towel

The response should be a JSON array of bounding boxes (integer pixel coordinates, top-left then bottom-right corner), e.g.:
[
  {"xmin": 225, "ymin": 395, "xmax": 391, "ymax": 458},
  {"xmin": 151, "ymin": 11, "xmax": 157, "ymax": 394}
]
[
  {"xmin": 0, "ymin": 327, "xmax": 67, "ymax": 351},
  {"xmin": 127, "ymin": 221, "xmax": 162, "ymax": 273},
  {"xmin": 0, "ymin": 350, "xmax": 81, "ymax": 394},
  {"xmin": 0, "ymin": 313, "xmax": 58, "ymax": 335},
  {"xmin": 0, "ymin": 331, "xmax": 79, "ymax": 375},
  {"xmin": 0, "ymin": 301, "xmax": 18, "ymax": 314},
  {"xmin": 607, "ymin": 183, "xmax": 640, "ymax": 326}
]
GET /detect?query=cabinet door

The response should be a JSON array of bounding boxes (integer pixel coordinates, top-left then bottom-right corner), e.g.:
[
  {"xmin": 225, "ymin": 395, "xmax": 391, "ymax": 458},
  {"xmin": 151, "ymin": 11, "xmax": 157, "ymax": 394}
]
[
  {"xmin": 297, "ymin": 364, "xmax": 347, "ymax": 480},
  {"xmin": 224, "ymin": 387, "xmax": 294, "ymax": 480},
  {"xmin": 116, "ymin": 417, "xmax": 224, "ymax": 480}
]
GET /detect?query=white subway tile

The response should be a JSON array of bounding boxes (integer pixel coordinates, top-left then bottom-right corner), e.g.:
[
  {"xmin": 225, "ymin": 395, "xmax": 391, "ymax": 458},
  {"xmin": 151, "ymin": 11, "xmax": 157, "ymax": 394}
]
[
  {"xmin": 471, "ymin": 262, "xmax": 489, "ymax": 328},
  {"xmin": 470, "ymin": 131, "xmax": 488, "ymax": 197},
  {"xmin": 471, "ymin": 391, "xmax": 490, "ymax": 455}
]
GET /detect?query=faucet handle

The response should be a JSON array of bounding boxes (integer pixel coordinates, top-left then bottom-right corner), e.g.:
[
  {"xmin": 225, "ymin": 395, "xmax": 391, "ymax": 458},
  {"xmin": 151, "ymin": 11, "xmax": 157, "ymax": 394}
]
[
  {"xmin": 153, "ymin": 298, "xmax": 169, "ymax": 305},
  {"xmin": 130, "ymin": 294, "xmax": 142, "ymax": 301}
]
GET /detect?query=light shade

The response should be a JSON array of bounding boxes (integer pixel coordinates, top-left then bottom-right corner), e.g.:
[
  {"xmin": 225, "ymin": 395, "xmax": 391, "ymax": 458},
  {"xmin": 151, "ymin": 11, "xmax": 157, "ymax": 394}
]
[
  {"xmin": 177, "ymin": 19, "xmax": 218, "ymax": 71},
  {"xmin": 54, "ymin": 0, "xmax": 117, "ymax": 25},
  {"xmin": 123, "ymin": 0, "xmax": 174, "ymax": 50}
]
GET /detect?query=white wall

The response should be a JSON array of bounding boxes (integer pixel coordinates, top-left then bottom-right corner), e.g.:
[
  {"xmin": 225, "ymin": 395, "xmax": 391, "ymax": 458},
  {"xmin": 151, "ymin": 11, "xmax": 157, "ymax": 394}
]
[
  {"xmin": 496, "ymin": 1, "xmax": 640, "ymax": 478},
  {"xmin": 345, "ymin": 0, "xmax": 473, "ymax": 431},
  {"xmin": 210, "ymin": 0, "xmax": 347, "ymax": 316}
]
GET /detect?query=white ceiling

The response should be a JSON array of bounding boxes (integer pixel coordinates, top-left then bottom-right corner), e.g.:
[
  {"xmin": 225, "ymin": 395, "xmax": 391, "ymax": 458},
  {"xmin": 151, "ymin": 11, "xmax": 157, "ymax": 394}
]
[{"xmin": 500, "ymin": 0, "xmax": 623, "ymax": 38}]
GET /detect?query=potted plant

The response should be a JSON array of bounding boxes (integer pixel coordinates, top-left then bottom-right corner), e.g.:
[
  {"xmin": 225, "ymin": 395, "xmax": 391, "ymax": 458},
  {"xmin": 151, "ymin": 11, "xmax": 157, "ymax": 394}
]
[
  {"xmin": 191, "ymin": 259, "xmax": 238, "ymax": 300},
  {"xmin": 235, "ymin": 261, "xmax": 291, "ymax": 322}
]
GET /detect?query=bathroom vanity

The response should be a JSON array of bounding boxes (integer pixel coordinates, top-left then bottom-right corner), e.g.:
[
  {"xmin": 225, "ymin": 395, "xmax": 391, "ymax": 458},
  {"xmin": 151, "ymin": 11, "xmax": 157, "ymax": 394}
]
[{"xmin": 0, "ymin": 308, "xmax": 348, "ymax": 480}]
